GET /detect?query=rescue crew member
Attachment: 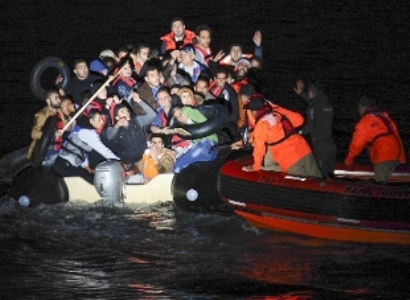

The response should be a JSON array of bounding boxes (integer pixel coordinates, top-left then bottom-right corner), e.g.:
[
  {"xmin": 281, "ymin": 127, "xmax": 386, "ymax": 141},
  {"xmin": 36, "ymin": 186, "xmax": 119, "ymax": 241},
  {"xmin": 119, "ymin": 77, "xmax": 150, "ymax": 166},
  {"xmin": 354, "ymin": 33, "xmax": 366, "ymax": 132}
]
[{"xmin": 344, "ymin": 95, "xmax": 406, "ymax": 184}]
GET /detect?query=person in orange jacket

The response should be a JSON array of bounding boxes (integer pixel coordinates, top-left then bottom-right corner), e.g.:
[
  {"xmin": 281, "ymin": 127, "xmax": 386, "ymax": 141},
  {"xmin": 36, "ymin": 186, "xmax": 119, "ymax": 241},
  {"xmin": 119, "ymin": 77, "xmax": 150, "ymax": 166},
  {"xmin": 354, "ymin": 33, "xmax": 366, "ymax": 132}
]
[
  {"xmin": 241, "ymin": 95, "xmax": 321, "ymax": 177},
  {"xmin": 344, "ymin": 95, "xmax": 406, "ymax": 183},
  {"xmin": 160, "ymin": 17, "xmax": 196, "ymax": 54}
]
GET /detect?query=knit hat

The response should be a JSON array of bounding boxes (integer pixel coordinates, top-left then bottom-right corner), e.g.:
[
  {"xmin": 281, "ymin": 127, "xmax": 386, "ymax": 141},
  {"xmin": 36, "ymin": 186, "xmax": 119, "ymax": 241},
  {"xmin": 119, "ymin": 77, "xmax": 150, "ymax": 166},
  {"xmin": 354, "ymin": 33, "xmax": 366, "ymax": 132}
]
[
  {"xmin": 99, "ymin": 49, "xmax": 116, "ymax": 60},
  {"xmin": 237, "ymin": 57, "xmax": 251, "ymax": 67},
  {"xmin": 240, "ymin": 84, "xmax": 256, "ymax": 96},
  {"xmin": 90, "ymin": 59, "xmax": 108, "ymax": 73}
]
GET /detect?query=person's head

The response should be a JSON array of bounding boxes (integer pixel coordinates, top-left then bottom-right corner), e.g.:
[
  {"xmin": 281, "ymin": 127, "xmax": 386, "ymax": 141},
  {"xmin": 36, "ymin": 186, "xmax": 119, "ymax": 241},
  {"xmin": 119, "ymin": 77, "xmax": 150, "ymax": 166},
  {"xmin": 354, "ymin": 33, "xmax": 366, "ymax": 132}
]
[
  {"xmin": 88, "ymin": 109, "xmax": 104, "ymax": 130},
  {"xmin": 169, "ymin": 84, "xmax": 181, "ymax": 95},
  {"xmin": 116, "ymin": 47, "xmax": 129, "ymax": 61},
  {"xmin": 144, "ymin": 65, "xmax": 161, "ymax": 87},
  {"xmin": 358, "ymin": 95, "xmax": 376, "ymax": 115},
  {"xmin": 60, "ymin": 95, "xmax": 75, "ymax": 116},
  {"xmin": 177, "ymin": 87, "xmax": 195, "ymax": 106},
  {"xmin": 307, "ymin": 81, "xmax": 325, "ymax": 99},
  {"xmin": 89, "ymin": 59, "xmax": 108, "ymax": 76},
  {"xmin": 101, "ymin": 56, "xmax": 116, "ymax": 74},
  {"xmin": 243, "ymin": 94, "xmax": 270, "ymax": 120},
  {"xmin": 229, "ymin": 43, "xmax": 243, "ymax": 62},
  {"xmin": 250, "ymin": 56, "xmax": 262, "ymax": 69},
  {"xmin": 156, "ymin": 87, "xmax": 173, "ymax": 111},
  {"xmin": 118, "ymin": 56, "xmax": 134, "ymax": 78},
  {"xmin": 99, "ymin": 49, "xmax": 118, "ymax": 61},
  {"xmin": 150, "ymin": 133, "xmax": 166, "ymax": 151},
  {"xmin": 239, "ymin": 84, "xmax": 256, "ymax": 104},
  {"xmin": 170, "ymin": 17, "xmax": 185, "ymax": 38},
  {"xmin": 114, "ymin": 103, "xmax": 131, "ymax": 121},
  {"xmin": 171, "ymin": 104, "xmax": 189, "ymax": 124},
  {"xmin": 73, "ymin": 59, "xmax": 89, "ymax": 80},
  {"xmin": 135, "ymin": 44, "xmax": 150, "ymax": 63},
  {"xmin": 236, "ymin": 57, "xmax": 251, "ymax": 79},
  {"xmin": 180, "ymin": 44, "xmax": 195, "ymax": 66},
  {"xmin": 195, "ymin": 24, "xmax": 212, "ymax": 49},
  {"xmin": 215, "ymin": 68, "xmax": 229, "ymax": 87},
  {"xmin": 45, "ymin": 88, "xmax": 61, "ymax": 110},
  {"xmin": 194, "ymin": 76, "xmax": 210, "ymax": 96}
]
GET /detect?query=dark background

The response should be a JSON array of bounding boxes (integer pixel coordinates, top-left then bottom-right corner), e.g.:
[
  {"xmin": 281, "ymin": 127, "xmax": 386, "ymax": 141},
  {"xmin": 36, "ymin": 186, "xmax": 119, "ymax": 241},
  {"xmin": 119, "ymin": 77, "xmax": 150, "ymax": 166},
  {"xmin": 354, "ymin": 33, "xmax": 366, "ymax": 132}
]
[{"xmin": 1, "ymin": 1, "xmax": 409, "ymax": 160}]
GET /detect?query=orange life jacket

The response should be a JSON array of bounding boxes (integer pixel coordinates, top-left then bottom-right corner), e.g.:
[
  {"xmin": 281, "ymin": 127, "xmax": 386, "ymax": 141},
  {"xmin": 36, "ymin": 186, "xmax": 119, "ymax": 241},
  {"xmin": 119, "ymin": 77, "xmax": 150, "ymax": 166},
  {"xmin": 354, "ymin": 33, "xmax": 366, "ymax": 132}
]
[
  {"xmin": 141, "ymin": 149, "xmax": 176, "ymax": 179},
  {"xmin": 160, "ymin": 30, "xmax": 196, "ymax": 52}
]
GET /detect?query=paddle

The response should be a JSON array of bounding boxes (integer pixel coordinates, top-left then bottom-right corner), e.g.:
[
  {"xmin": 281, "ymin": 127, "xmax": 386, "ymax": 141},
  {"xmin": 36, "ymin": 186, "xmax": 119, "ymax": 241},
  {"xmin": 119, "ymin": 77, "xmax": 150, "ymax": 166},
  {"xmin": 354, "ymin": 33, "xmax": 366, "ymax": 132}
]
[{"xmin": 62, "ymin": 63, "xmax": 128, "ymax": 132}]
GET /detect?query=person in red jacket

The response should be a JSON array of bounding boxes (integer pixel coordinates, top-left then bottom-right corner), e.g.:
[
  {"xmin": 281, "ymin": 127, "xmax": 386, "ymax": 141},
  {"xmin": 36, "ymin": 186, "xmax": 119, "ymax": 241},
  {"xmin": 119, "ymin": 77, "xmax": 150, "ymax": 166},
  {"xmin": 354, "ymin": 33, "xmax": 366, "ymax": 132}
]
[
  {"xmin": 160, "ymin": 17, "xmax": 196, "ymax": 54},
  {"xmin": 241, "ymin": 95, "xmax": 321, "ymax": 177},
  {"xmin": 344, "ymin": 95, "xmax": 406, "ymax": 183}
]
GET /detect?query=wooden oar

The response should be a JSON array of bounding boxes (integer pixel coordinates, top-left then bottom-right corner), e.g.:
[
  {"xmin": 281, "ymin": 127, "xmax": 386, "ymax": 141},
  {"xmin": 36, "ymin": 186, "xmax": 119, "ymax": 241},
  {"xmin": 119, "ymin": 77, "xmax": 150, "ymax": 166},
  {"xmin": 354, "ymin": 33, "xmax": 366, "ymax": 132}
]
[{"xmin": 62, "ymin": 63, "xmax": 127, "ymax": 132}]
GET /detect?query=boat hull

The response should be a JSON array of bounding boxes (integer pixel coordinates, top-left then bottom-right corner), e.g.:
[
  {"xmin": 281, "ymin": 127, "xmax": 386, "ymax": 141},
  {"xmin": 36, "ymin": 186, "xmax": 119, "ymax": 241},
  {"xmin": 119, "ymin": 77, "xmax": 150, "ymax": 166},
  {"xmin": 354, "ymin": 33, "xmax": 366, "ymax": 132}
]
[{"xmin": 219, "ymin": 157, "xmax": 410, "ymax": 244}]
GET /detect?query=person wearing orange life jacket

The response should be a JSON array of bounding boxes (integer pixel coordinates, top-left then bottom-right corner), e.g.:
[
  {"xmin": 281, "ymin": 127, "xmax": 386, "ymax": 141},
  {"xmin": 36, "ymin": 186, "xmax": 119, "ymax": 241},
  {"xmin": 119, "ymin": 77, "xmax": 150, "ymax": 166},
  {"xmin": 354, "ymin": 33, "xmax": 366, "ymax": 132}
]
[
  {"xmin": 344, "ymin": 95, "xmax": 406, "ymax": 183},
  {"xmin": 241, "ymin": 95, "xmax": 321, "ymax": 177},
  {"xmin": 160, "ymin": 17, "xmax": 196, "ymax": 54},
  {"xmin": 136, "ymin": 134, "xmax": 176, "ymax": 182}
]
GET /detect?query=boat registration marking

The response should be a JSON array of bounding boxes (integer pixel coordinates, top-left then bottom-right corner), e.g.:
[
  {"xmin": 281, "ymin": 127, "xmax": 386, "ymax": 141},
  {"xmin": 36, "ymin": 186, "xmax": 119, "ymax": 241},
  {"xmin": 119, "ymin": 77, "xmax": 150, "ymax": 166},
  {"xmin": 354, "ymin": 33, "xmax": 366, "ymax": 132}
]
[
  {"xmin": 228, "ymin": 199, "xmax": 246, "ymax": 207},
  {"xmin": 258, "ymin": 175, "xmax": 284, "ymax": 185}
]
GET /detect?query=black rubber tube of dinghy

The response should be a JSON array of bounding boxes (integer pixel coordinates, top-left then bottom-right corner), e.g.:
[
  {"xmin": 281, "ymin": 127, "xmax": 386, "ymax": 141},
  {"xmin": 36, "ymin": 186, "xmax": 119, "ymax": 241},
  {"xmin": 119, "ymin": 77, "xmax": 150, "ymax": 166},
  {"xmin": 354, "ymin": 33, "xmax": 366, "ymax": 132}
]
[
  {"xmin": 7, "ymin": 166, "xmax": 69, "ymax": 207},
  {"xmin": 31, "ymin": 115, "xmax": 58, "ymax": 168},
  {"xmin": 30, "ymin": 56, "xmax": 70, "ymax": 101},
  {"xmin": 175, "ymin": 104, "xmax": 230, "ymax": 140}
]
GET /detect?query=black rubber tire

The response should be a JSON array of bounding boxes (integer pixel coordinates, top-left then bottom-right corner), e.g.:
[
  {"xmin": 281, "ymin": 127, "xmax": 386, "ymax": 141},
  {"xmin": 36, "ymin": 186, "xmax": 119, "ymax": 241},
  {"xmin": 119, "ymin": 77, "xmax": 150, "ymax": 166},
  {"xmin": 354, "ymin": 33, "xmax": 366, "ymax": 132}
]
[
  {"xmin": 30, "ymin": 116, "xmax": 57, "ymax": 168},
  {"xmin": 30, "ymin": 56, "xmax": 70, "ymax": 101}
]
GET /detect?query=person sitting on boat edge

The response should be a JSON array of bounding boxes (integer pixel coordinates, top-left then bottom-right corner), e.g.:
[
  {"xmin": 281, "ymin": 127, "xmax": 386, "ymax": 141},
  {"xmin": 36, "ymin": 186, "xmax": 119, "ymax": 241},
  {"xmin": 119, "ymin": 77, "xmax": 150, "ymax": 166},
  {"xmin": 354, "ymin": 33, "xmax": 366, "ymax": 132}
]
[
  {"xmin": 241, "ymin": 95, "xmax": 321, "ymax": 177},
  {"xmin": 27, "ymin": 88, "xmax": 73, "ymax": 166},
  {"xmin": 170, "ymin": 104, "xmax": 218, "ymax": 173},
  {"xmin": 101, "ymin": 103, "xmax": 147, "ymax": 178},
  {"xmin": 52, "ymin": 108, "xmax": 120, "ymax": 183},
  {"xmin": 135, "ymin": 133, "xmax": 176, "ymax": 183},
  {"xmin": 344, "ymin": 95, "xmax": 406, "ymax": 184}
]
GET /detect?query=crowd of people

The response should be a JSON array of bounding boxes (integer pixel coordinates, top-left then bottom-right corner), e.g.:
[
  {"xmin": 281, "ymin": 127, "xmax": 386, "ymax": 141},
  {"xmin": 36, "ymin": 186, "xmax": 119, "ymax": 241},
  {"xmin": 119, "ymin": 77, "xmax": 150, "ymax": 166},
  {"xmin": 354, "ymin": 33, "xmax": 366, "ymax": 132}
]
[{"xmin": 27, "ymin": 17, "xmax": 406, "ymax": 185}]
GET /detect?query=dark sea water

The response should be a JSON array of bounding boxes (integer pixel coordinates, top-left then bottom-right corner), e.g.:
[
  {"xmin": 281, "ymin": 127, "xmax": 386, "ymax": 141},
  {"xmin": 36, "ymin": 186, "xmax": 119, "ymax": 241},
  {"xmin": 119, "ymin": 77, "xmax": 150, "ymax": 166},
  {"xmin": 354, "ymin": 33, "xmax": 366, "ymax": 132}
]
[{"xmin": 1, "ymin": 1, "xmax": 410, "ymax": 299}]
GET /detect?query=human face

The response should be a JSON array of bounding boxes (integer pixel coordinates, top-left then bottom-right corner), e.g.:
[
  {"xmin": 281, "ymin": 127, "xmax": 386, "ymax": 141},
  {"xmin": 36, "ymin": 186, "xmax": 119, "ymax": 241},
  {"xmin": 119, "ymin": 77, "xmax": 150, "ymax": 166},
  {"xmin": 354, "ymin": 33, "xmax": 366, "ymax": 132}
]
[
  {"xmin": 60, "ymin": 100, "xmax": 75, "ymax": 116},
  {"xmin": 90, "ymin": 113, "xmax": 104, "ymax": 130},
  {"xmin": 47, "ymin": 92, "xmax": 61, "ymax": 109},
  {"xmin": 173, "ymin": 109, "xmax": 189, "ymax": 124},
  {"xmin": 115, "ymin": 107, "xmax": 131, "ymax": 121},
  {"xmin": 151, "ymin": 137, "xmax": 164, "ymax": 151},
  {"xmin": 195, "ymin": 80, "xmax": 209, "ymax": 96},
  {"xmin": 197, "ymin": 30, "xmax": 211, "ymax": 48},
  {"xmin": 230, "ymin": 46, "xmax": 243, "ymax": 62},
  {"xmin": 236, "ymin": 61, "xmax": 249, "ymax": 78},
  {"xmin": 241, "ymin": 95, "xmax": 250, "ymax": 105},
  {"xmin": 171, "ymin": 21, "xmax": 185, "ymax": 38},
  {"xmin": 120, "ymin": 63, "xmax": 133, "ymax": 78},
  {"xmin": 138, "ymin": 47, "xmax": 150, "ymax": 63},
  {"xmin": 117, "ymin": 50, "xmax": 128, "ymax": 61},
  {"xmin": 74, "ymin": 62, "xmax": 89, "ymax": 80},
  {"xmin": 157, "ymin": 91, "xmax": 172, "ymax": 111},
  {"xmin": 180, "ymin": 51, "xmax": 194, "ymax": 66},
  {"xmin": 145, "ymin": 69, "xmax": 160, "ymax": 87},
  {"xmin": 180, "ymin": 91, "xmax": 193, "ymax": 106},
  {"xmin": 215, "ymin": 73, "xmax": 227, "ymax": 88}
]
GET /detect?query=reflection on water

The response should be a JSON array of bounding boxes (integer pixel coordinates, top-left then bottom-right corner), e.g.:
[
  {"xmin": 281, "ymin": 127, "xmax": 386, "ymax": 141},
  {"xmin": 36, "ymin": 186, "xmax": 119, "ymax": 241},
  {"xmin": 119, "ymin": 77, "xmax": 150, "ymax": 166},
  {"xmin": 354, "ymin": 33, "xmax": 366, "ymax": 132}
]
[{"xmin": 0, "ymin": 197, "xmax": 409, "ymax": 299}]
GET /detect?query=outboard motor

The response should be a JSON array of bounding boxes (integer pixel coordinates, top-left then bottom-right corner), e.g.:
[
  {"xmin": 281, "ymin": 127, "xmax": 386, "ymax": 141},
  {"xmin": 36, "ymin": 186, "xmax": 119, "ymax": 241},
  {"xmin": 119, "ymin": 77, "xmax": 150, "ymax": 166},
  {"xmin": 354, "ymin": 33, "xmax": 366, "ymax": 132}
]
[{"xmin": 93, "ymin": 160, "xmax": 125, "ymax": 204}]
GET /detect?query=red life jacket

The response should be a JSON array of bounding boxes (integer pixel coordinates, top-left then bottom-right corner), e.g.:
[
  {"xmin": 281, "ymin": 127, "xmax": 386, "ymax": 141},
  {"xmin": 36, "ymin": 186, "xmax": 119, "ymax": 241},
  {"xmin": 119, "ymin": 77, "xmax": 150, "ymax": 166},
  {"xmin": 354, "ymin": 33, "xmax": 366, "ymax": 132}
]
[
  {"xmin": 160, "ymin": 30, "xmax": 196, "ymax": 52},
  {"xmin": 194, "ymin": 45, "xmax": 212, "ymax": 65}
]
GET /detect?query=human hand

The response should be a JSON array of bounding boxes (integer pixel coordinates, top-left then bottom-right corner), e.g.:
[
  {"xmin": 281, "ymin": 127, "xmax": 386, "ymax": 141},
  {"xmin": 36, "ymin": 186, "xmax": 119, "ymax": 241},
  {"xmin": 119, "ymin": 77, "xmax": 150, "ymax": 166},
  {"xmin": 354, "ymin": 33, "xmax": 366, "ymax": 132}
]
[
  {"xmin": 242, "ymin": 165, "xmax": 254, "ymax": 172},
  {"xmin": 132, "ymin": 91, "xmax": 141, "ymax": 103},
  {"xmin": 116, "ymin": 117, "xmax": 129, "ymax": 128},
  {"xmin": 253, "ymin": 30, "xmax": 262, "ymax": 47},
  {"xmin": 55, "ymin": 129, "xmax": 64, "ymax": 138},
  {"xmin": 212, "ymin": 50, "xmax": 225, "ymax": 62}
]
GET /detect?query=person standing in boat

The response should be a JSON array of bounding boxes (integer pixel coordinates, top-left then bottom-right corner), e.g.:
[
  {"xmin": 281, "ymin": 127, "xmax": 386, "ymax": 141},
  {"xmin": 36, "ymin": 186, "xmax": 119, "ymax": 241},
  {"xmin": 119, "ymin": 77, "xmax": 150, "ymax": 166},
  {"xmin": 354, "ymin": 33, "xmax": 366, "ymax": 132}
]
[
  {"xmin": 160, "ymin": 17, "xmax": 196, "ymax": 54},
  {"xmin": 241, "ymin": 95, "xmax": 321, "ymax": 177},
  {"xmin": 344, "ymin": 95, "xmax": 406, "ymax": 184},
  {"xmin": 27, "ymin": 88, "xmax": 71, "ymax": 166},
  {"xmin": 294, "ymin": 79, "xmax": 337, "ymax": 179},
  {"xmin": 52, "ymin": 108, "xmax": 120, "ymax": 183}
]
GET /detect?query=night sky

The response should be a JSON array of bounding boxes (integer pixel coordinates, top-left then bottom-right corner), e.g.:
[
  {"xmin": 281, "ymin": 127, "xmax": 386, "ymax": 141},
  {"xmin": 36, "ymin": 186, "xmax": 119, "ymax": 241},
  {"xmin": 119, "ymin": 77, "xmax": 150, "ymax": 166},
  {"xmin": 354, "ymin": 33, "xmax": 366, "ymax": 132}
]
[{"xmin": 1, "ymin": 1, "xmax": 409, "ymax": 158}]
